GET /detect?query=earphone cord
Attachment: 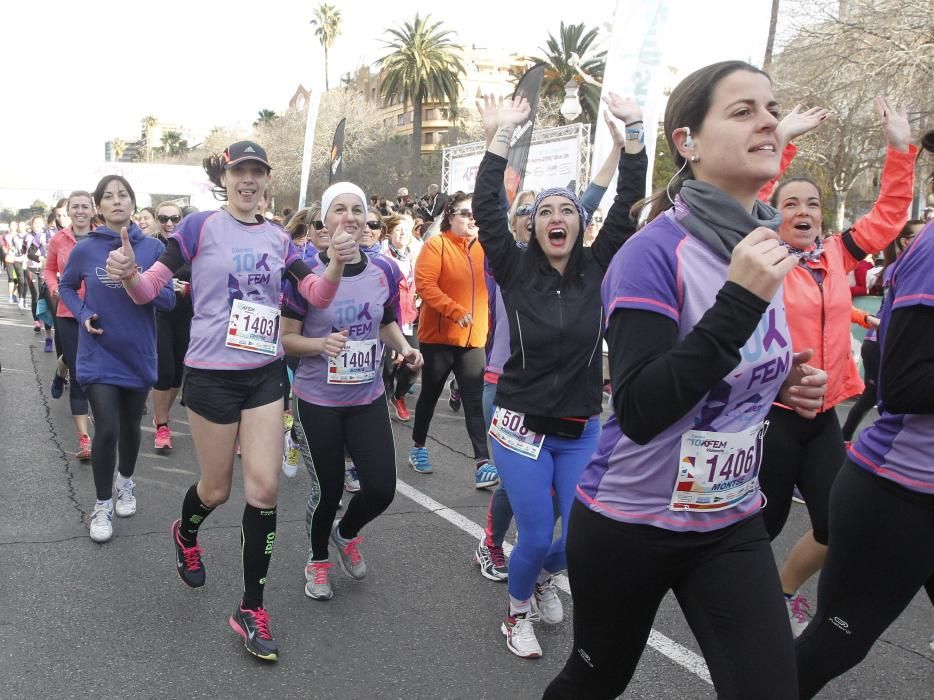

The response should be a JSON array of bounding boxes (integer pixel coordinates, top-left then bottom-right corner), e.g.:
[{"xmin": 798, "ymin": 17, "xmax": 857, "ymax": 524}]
[{"xmin": 666, "ymin": 159, "xmax": 690, "ymax": 206}]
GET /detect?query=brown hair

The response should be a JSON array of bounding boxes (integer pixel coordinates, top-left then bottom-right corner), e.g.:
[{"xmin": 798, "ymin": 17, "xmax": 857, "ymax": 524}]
[
  {"xmin": 770, "ymin": 177, "xmax": 822, "ymax": 207},
  {"xmin": 633, "ymin": 60, "xmax": 771, "ymax": 223},
  {"xmin": 440, "ymin": 191, "xmax": 471, "ymax": 232}
]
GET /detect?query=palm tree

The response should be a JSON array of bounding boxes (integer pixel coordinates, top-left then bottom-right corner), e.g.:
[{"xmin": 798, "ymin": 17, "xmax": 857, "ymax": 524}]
[
  {"xmin": 532, "ymin": 22, "xmax": 606, "ymax": 124},
  {"xmin": 310, "ymin": 4, "xmax": 342, "ymax": 91},
  {"xmin": 254, "ymin": 109, "xmax": 278, "ymax": 128},
  {"xmin": 141, "ymin": 115, "xmax": 158, "ymax": 162},
  {"xmin": 377, "ymin": 14, "xmax": 465, "ymax": 174},
  {"xmin": 161, "ymin": 130, "xmax": 189, "ymax": 157},
  {"xmin": 111, "ymin": 138, "xmax": 126, "ymax": 161},
  {"xmin": 763, "ymin": 0, "xmax": 781, "ymax": 70}
]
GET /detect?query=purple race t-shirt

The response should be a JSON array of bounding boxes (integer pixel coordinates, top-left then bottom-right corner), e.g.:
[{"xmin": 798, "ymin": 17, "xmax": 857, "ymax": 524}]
[
  {"xmin": 577, "ymin": 205, "xmax": 792, "ymax": 532},
  {"xmin": 172, "ymin": 210, "xmax": 300, "ymax": 370},
  {"xmin": 484, "ymin": 271, "xmax": 510, "ymax": 381},
  {"xmin": 285, "ymin": 253, "xmax": 398, "ymax": 407},
  {"xmin": 849, "ymin": 220, "xmax": 934, "ymax": 494}
]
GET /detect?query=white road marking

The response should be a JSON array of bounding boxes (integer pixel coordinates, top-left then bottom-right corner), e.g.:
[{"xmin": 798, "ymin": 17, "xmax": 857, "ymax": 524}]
[{"xmin": 395, "ymin": 478, "xmax": 713, "ymax": 686}]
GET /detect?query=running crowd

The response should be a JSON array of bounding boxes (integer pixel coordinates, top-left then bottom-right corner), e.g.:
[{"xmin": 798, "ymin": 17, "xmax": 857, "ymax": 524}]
[{"xmin": 2, "ymin": 60, "xmax": 932, "ymax": 699}]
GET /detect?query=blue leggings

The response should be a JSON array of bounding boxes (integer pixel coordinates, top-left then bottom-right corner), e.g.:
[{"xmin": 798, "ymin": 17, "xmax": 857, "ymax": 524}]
[{"xmin": 492, "ymin": 412, "xmax": 599, "ymax": 601}]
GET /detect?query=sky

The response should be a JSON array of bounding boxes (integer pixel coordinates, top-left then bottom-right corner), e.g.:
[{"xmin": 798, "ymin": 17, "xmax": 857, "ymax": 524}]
[{"xmin": 0, "ymin": 0, "xmax": 772, "ymax": 199}]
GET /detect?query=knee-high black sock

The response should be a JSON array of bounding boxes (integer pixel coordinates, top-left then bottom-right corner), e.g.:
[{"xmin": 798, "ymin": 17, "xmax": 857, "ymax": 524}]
[
  {"xmin": 179, "ymin": 483, "xmax": 215, "ymax": 545},
  {"xmin": 241, "ymin": 503, "xmax": 277, "ymax": 610}
]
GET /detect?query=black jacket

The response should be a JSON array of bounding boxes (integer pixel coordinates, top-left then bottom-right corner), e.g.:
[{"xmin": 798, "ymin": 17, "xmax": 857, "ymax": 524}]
[{"xmin": 473, "ymin": 149, "xmax": 647, "ymax": 417}]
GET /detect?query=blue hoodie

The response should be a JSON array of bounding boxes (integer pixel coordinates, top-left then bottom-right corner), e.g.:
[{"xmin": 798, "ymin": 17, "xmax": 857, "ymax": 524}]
[{"xmin": 59, "ymin": 223, "xmax": 175, "ymax": 389}]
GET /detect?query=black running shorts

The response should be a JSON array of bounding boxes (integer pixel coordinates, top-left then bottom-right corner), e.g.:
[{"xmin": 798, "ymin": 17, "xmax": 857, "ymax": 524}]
[{"xmin": 183, "ymin": 360, "xmax": 284, "ymax": 424}]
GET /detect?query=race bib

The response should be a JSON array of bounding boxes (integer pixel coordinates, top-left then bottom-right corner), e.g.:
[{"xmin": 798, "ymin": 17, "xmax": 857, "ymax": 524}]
[
  {"xmin": 669, "ymin": 421, "xmax": 768, "ymax": 512},
  {"xmin": 489, "ymin": 406, "xmax": 545, "ymax": 460},
  {"xmin": 225, "ymin": 298, "xmax": 280, "ymax": 356},
  {"xmin": 327, "ymin": 338, "xmax": 378, "ymax": 384}
]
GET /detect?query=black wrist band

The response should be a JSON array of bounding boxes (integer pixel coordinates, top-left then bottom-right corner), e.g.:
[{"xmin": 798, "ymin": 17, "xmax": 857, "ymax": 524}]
[{"xmin": 625, "ymin": 120, "xmax": 643, "ymax": 127}]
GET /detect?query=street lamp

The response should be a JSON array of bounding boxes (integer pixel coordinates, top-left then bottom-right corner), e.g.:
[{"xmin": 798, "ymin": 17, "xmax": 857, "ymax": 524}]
[{"xmin": 560, "ymin": 80, "xmax": 582, "ymax": 122}]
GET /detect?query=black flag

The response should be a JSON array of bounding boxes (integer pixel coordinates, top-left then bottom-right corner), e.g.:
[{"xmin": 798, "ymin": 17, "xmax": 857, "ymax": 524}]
[
  {"xmin": 504, "ymin": 63, "xmax": 546, "ymax": 205},
  {"xmin": 329, "ymin": 118, "xmax": 346, "ymax": 184}
]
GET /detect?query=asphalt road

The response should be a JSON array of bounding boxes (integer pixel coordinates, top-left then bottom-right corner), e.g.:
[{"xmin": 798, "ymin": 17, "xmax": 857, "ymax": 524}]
[{"xmin": 0, "ymin": 297, "xmax": 931, "ymax": 699}]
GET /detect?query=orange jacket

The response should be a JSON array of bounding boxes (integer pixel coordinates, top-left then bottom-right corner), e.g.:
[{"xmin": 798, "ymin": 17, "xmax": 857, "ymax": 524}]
[
  {"xmin": 415, "ymin": 231, "xmax": 488, "ymax": 347},
  {"xmin": 781, "ymin": 145, "xmax": 916, "ymax": 411}
]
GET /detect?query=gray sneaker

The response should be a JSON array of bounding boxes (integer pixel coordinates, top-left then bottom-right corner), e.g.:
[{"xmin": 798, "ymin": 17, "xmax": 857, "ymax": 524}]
[
  {"xmin": 89, "ymin": 503, "xmax": 114, "ymax": 542},
  {"xmin": 304, "ymin": 560, "xmax": 334, "ymax": 600},
  {"xmin": 330, "ymin": 520, "xmax": 366, "ymax": 580},
  {"xmin": 114, "ymin": 478, "xmax": 137, "ymax": 517}
]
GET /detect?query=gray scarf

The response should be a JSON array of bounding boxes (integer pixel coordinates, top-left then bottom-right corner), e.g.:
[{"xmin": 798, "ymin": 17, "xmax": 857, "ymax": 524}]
[{"xmin": 675, "ymin": 180, "xmax": 783, "ymax": 262}]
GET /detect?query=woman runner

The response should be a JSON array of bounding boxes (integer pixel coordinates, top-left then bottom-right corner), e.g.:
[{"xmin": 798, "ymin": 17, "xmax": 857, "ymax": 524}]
[
  {"xmin": 106, "ymin": 141, "xmax": 357, "ymax": 662},
  {"xmin": 544, "ymin": 61, "xmax": 826, "ymax": 698}
]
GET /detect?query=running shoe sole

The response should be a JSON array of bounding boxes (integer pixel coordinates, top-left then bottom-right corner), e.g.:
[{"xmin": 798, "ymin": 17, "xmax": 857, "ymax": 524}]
[
  {"xmin": 501, "ymin": 622, "xmax": 542, "ymax": 659},
  {"xmin": 228, "ymin": 613, "xmax": 279, "ymax": 662}
]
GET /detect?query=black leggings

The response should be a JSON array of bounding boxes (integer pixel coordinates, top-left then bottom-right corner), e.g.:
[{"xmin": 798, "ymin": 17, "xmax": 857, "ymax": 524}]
[
  {"xmin": 841, "ymin": 339, "xmax": 880, "ymax": 441},
  {"xmin": 758, "ymin": 406, "xmax": 845, "ymax": 544},
  {"xmin": 12, "ymin": 262, "xmax": 25, "ymax": 299},
  {"xmin": 796, "ymin": 461, "xmax": 934, "ymax": 698},
  {"xmin": 412, "ymin": 343, "xmax": 488, "ymax": 461},
  {"xmin": 55, "ymin": 316, "xmax": 88, "ymax": 416},
  {"xmin": 25, "ymin": 269, "xmax": 48, "ymax": 326},
  {"xmin": 85, "ymin": 384, "xmax": 148, "ymax": 501},
  {"xmin": 155, "ymin": 310, "xmax": 191, "ymax": 390},
  {"xmin": 383, "ymin": 331, "xmax": 420, "ymax": 400},
  {"xmin": 545, "ymin": 501, "xmax": 797, "ymax": 700},
  {"xmin": 292, "ymin": 395, "xmax": 397, "ymax": 561}
]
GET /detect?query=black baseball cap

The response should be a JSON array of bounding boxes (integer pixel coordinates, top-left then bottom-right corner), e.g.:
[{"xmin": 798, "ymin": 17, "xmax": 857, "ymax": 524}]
[{"xmin": 223, "ymin": 141, "xmax": 272, "ymax": 169}]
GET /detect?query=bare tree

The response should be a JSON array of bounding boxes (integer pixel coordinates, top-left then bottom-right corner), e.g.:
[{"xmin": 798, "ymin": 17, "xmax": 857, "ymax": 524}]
[{"xmin": 770, "ymin": 0, "xmax": 933, "ymax": 228}]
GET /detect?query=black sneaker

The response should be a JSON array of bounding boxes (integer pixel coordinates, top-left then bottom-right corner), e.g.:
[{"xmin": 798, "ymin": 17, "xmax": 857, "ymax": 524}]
[
  {"xmin": 228, "ymin": 605, "xmax": 279, "ymax": 661},
  {"xmin": 171, "ymin": 519, "xmax": 205, "ymax": 587},
  {"xmin": 447, "ymin": 379, "xmax": 462, "ymax": 412},
  {"xmin": 51, "ymin": 373, "xmax": 66, "ymax": 399}
]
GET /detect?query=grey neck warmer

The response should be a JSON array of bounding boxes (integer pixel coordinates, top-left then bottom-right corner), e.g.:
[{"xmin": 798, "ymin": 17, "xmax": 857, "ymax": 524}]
[{"xmin": 676, "ymin": 180, "xmax": 783, "ymax": 262}]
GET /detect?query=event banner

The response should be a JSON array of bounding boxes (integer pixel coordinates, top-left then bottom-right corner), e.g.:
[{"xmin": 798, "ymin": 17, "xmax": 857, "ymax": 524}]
[
  {"xmin": 592, "ymin": 0, "xmax": 672, "ymax": 206},
  {"xmin": 449, "ymin": 136, "xmax": 579, "ymax": 195},
  {"xmin": 504, "ymin": 63, "xmax": 546, "ymax": 205}
]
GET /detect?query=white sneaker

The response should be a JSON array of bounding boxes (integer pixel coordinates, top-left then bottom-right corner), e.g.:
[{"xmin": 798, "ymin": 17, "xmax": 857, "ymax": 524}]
[
  {"xmin": 502, "ymin": 612, "xmax": 542, "ymax": 658},
  {"xmin": 785, "ymin": 593, "xmax": 812, "ymax": 638},
  {"xmin": 114, "ymin": 479, "xmax": 137, "ymax": 517},
  {"xmin": 282, "ymin": 433, "xmax": 299, "ymax": 478},
  {"xmin": 532, "ymin": 576, "xmax": 563, "ymax": 624},
  {"xmin": 344, "ymin": 462, "xmax": 360, "ymax": 493},
  {"xmin": 89, "ymin": 503, "xmax": 114, "ymax": 542}
]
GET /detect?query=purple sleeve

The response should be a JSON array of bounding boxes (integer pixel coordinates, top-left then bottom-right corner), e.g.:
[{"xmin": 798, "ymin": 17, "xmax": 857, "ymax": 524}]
[
  {"xmin": 282, "ymin": 278, "xmax": 309, "ymax": 318},
  {"xmin": 170, "ymin": 211, "xmax": 213, "ymax": 263},
  {"xmin": 601, "ymin": 227, "xmax": 681, "ymax": 324},
  {"xmin": 891, "ymin": 222, "xmax": 934, "ymax": 311}
]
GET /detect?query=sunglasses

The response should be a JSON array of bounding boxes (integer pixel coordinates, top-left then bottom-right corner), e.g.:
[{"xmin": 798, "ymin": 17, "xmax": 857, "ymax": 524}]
[
  {"xmin": 454, "ymin": 209, "xmax": 474, "ymax": 219},
  {"xmin": 157, "ymin": 214, "xmax": 181, "ymax": 224},
  {"xmin": 366, "ymin": 221, "xmax": 381, "ymax": 230},
  {"xmin": 312, "ymin": 220, "xmax": 325, "ymax": 231},
  {"xmin": 515, "ymin": 205, "xmax": 533, "ymax": 217}
]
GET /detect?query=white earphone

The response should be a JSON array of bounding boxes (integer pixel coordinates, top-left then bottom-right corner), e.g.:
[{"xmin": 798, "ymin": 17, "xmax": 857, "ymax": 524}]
[{"xmin": 683, "ymin": 126, "xmax": 694, "ymax": 148}]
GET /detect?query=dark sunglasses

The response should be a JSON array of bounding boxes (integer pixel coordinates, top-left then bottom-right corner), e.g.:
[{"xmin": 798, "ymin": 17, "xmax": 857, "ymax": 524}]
[
  {"xmin": 312, "ymin": 220, "xmax": 325, "ymax": 231},
  {"xmin": 366, "ymin": 221, "xmax": 381, "ymax": 230},
  {"xmin": 157, "ymin": 214, "xmax": 181, "ymax": 224},
  {"xmin": 454, "ymin": 208, "xmax": 474, "ymax": 219},
  {"xmin": 515, "ymin": 205, "xmax": 533, "ymax": 217}
]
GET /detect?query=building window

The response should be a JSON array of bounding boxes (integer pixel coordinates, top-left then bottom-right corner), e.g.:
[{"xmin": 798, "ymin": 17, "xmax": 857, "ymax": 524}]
[{"xmin": 424, "ymin": 108, "xmax": 438, "ymax": 121}]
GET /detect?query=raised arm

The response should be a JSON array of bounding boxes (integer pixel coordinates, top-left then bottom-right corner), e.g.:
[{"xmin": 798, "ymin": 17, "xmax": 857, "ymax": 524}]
[
  {"xmin": 473, "ymin": 95, "xmax": 532, "ymax": 286},
  {"xmin": 843, "ymin": 97, "xmax": 916, "ymax": 264},
  {"xmin": 589, "ymin": 93, "xmax": 648, "ymax": 271},
  {"xmin": 757, "ymin": 104, "xmax": 830, "ymax": 202}
]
